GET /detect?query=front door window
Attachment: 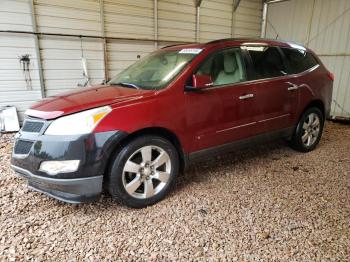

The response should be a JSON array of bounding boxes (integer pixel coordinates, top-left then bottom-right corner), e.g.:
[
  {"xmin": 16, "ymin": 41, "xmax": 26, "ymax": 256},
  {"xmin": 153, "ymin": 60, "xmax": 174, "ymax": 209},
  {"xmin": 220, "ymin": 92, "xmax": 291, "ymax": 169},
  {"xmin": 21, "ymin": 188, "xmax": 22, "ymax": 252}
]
[{"xmin": 196, "ymin": 47, "xmax": 247, "ymax": 86}]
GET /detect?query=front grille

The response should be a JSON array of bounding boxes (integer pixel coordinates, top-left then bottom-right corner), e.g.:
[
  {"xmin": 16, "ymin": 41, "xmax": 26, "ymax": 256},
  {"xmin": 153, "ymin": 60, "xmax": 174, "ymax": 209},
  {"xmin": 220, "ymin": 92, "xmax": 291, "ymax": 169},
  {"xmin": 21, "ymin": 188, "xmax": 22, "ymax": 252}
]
[
  {"xmin": 22, "ymin": 120, "xmax": 44, "ymax": 133},
  {"xmin": 14, "ymin": 140, "xmax": 33, "ymax": 155}
]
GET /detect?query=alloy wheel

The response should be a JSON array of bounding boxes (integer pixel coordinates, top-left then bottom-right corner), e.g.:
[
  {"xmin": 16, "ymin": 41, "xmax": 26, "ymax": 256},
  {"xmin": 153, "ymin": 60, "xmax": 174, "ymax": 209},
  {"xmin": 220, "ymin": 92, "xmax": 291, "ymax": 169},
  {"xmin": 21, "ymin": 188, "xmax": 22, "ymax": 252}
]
[
  {"xmin": 122, "ymin": 145, "xmax": 171, "ymax": 199},
  {"xmin": 301, "ymin": 112, "xmax": 321, "ymax": 147}
]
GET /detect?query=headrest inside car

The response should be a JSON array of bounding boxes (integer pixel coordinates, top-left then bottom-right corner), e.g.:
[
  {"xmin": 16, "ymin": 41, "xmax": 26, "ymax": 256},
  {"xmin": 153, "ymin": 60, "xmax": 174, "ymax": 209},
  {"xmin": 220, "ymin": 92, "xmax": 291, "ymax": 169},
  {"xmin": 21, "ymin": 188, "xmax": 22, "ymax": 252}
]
[{"xmin": 223, "ymin": 52, "xmax": 238, "ymax": 74}]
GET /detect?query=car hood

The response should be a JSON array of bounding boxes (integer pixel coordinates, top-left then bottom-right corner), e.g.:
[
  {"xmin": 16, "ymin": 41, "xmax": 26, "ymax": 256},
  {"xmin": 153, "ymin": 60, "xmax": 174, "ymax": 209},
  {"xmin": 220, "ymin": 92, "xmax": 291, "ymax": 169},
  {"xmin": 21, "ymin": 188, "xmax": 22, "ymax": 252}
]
[{"xmin": 26, "ymin": 85, "xmax": 155, "ymax": 120}]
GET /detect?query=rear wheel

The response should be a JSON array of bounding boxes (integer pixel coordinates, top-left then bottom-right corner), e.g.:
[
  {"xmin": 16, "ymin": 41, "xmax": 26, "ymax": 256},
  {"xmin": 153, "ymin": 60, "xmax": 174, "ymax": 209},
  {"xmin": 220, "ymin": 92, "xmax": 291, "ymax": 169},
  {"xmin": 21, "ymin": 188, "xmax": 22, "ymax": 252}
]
[
  {"xmin": 290, "ymin": 107, "xmax": 324, "ymax": 152},
  {"xmin": 108, "ymin": 135, "xmax": 179, "ymax": 208}
]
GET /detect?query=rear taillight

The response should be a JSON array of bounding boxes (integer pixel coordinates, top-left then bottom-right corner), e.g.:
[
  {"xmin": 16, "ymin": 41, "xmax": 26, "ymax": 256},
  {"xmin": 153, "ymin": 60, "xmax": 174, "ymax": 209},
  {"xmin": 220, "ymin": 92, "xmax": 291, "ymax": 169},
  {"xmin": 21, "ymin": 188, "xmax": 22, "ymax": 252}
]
[{"xmin": 327, "ymin": 72, "xmax": 335, "ymax": 81}]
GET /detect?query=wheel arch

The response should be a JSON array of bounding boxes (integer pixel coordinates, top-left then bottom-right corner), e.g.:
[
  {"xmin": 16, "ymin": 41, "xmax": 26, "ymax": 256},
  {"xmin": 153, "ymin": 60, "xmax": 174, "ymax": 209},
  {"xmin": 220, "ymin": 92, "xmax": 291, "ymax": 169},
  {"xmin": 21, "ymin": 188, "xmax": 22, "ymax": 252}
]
[
  {"xmin": 291, "ymin": 99, "xmax": 325, "ymax": 141},
  {"xmin": 290, "ymin": 99, "xmax": 325, "ymax": 152},
  {"xmin": 302, "ymin": 99, "xmax": 325, "ymax": 118},
  {"xmin": 105, "ymin": 127, "xmax": 187, "ymax": 177}
]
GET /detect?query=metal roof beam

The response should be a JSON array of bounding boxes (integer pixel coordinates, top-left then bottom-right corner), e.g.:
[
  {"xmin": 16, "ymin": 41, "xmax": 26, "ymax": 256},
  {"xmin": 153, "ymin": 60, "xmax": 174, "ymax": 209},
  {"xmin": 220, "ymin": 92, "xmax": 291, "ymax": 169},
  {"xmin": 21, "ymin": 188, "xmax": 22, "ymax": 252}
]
[
  {"xmin": 195, "ymin": 0, "xmax": 202, "ymax": 8},
  {"xmin": 265, "ymin": 0, "xmax": 290, "ymax": 4},
  {"xmin": 234, "ymin": 0, "xmax": 241, "ymax": 11}
]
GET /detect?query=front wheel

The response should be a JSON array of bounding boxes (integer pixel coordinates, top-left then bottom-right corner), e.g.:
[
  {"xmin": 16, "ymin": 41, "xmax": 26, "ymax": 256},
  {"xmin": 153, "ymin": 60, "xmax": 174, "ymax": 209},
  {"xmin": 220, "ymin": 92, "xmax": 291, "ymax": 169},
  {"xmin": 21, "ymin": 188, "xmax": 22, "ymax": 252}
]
[
  {"xmin": 108, "ymin": 135, "xmax": 179, "ymax": 208},
  {"xmin": 290, "ymin": 107, "xmax": 324, "ymax": 152}
]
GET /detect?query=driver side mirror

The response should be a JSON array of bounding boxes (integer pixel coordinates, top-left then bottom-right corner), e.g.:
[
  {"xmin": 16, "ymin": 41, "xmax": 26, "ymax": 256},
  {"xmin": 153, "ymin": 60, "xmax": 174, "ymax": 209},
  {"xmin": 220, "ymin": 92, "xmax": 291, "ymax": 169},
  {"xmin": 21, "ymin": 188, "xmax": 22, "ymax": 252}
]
[
  {"xmin": 186, "ymin": 74, "xmax": 213, "ymax": 91},
  {"xmin": 193, "ymin": 74, "xmax": 214, "ymax": 89}
]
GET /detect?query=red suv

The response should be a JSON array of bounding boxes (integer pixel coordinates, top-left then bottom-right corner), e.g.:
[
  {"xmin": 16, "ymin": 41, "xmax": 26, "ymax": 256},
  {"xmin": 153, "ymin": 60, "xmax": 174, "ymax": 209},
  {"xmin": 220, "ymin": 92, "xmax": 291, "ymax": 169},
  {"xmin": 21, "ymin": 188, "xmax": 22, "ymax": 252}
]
[{"xmin": 11, "ymin": 39, "xmax": 333, "ymax": 208}]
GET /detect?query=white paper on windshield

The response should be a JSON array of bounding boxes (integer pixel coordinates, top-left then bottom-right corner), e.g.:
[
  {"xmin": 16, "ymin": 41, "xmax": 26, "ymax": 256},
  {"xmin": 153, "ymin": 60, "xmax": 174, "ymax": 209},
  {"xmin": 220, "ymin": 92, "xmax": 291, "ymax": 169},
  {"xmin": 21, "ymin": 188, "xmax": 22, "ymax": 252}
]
[{"xmin": 179, "ymin": 48, "xmax": 203, "ymax": 54}]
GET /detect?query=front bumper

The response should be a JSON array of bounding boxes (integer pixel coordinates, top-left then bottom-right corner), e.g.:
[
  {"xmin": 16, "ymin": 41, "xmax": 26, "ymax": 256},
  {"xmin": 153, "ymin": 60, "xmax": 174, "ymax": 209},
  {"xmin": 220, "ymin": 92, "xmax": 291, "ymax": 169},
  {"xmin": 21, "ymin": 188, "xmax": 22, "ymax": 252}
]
[
  {"xmin": 11, "ymin": 127, "xmax": 127, "ymax": 203},
  {"xmin": 11, "ymin": 165, "xmax": 103, "ymax": 203}
]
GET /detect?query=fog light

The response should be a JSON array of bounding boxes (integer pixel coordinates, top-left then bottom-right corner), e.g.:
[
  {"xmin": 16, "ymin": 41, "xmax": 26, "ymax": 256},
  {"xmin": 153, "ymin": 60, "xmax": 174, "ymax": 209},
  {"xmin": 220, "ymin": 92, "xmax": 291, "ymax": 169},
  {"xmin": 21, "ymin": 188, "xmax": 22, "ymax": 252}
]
[{"xmin": 39, "ymin": 160, "xmax": 80, "ymax": 176}]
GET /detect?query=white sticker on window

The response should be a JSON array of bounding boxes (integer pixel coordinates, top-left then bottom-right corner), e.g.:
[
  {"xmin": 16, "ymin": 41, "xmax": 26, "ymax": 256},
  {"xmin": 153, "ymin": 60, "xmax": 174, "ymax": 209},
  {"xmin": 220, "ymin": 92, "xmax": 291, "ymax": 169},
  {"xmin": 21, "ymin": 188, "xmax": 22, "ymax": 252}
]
[
  {"xmin": 179, "ymin": 48, "xmax": 203, "ymax": 54},
  {"xmin": 245, "ymin": 46, "xmax": 266, "ymax": 52}
]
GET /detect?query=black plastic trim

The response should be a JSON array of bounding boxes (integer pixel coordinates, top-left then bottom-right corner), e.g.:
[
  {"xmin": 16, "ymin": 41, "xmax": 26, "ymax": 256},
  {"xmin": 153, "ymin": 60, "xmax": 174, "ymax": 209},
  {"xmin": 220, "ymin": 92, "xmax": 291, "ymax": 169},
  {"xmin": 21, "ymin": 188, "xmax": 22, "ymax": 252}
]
[
  {"xmin": 189, "ymin": 127, "xmax": 294, "ymax": 162},
  {"xmin": 12, "ymin": 165, "xmax": 103, "ymax": 203},
  {"xmin": 10, "ymin": 130, "xmax": 129, "ymax": 203},
  {"xmin": 11, "ymin": 130, "xmax": 128, "ymax": 179}
]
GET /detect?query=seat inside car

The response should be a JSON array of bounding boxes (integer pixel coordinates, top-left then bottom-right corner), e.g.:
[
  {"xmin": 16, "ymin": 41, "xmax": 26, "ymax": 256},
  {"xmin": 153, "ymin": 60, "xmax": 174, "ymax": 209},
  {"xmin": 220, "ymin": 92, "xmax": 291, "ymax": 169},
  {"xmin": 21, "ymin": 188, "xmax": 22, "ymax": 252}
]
[{"xmin": 214, "ymin": 51, "xmax": 242, "ymax": 85}]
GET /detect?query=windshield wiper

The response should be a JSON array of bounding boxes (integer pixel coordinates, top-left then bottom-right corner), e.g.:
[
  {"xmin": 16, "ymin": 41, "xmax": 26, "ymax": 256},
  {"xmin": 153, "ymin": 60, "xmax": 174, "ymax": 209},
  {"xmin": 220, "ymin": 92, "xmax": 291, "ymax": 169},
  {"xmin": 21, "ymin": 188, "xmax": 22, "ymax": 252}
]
[{"xmin": 111, "ymin": 82, "xmax": 140, "ymax": 89}]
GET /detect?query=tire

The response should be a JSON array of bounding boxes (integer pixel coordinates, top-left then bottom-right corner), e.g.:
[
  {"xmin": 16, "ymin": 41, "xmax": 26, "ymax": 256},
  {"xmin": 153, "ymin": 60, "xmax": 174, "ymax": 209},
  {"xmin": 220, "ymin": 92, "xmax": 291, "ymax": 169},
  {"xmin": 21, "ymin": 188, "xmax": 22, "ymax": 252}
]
[
  {"xmin": 108, "ymin": 135, "xmax": 179, "ymax": 208},
  {"xmin": 290, "ymin": 107, "xmax": 324, "ymax": 152}
]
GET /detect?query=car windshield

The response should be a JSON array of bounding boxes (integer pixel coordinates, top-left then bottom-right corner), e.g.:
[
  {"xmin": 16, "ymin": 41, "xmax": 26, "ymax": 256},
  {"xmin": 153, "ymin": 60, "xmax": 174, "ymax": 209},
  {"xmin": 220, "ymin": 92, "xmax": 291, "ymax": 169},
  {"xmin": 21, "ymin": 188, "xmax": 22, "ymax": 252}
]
[{"xmin": 108, "ymin": 49, "xmax": 202, "ymax": 90}]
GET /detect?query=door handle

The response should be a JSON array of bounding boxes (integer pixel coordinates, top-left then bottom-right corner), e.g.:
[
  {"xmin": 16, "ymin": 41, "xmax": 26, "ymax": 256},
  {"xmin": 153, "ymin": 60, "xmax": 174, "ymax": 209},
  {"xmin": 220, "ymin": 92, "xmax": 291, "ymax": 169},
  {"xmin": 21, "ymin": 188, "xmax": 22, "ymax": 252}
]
[
  {"xmin": 286, "ymin": 82, "xmax": 299, "ymax": 91},
  {"xmin": 239, "ymin": 94, "xmax": 254, "ymax": 100}
]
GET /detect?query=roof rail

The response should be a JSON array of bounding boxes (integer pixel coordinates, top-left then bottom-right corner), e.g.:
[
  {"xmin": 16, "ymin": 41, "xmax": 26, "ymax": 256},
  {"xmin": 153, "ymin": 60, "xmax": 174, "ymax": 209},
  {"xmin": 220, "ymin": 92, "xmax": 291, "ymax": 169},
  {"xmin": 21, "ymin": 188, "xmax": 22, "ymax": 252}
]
[
  {"xmin": 206, "ymin": 37, "xmax": 299, "ymax": 45},
  {"xmin": 205, "ymin": 38, "xmax": 248, "ymax": 44},
  {"xmin": 161, "ymin": 43, "xmax": 187, "ymax": 49},
  {"xmin": 206, "ymin": 38, "xmax": 261, "ymax": 44}
]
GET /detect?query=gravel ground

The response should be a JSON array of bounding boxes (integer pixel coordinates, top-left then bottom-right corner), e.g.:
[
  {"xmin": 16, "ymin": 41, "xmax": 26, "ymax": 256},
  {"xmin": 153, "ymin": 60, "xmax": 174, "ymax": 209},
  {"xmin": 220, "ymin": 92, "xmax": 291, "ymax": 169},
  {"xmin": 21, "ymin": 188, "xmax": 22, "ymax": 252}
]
[{"xmin": 0, "ymin": 122, "xmax": 349, "ymax": 261}]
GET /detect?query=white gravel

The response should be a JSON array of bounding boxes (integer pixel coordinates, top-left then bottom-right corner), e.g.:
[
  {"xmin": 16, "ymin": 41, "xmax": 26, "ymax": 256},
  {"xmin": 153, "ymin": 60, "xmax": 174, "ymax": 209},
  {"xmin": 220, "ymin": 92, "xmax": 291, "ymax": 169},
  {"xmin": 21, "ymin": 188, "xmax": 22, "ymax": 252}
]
[{"xmin": 0, "ymin": 122, "xmax": 349, "ymax": 261}]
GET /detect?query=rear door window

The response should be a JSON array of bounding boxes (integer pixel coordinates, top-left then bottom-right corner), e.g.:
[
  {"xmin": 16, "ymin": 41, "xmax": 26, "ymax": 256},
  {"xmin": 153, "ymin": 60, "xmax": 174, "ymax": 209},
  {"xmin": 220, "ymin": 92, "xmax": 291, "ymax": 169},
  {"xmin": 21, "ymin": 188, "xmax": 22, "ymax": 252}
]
[
  {"xmin": 245, "ymin": 46, "xmax": 287, "ymax": 80},
  {"xmin": 282, "ymin": 48, "xmax": 318, "ymax": 74}
]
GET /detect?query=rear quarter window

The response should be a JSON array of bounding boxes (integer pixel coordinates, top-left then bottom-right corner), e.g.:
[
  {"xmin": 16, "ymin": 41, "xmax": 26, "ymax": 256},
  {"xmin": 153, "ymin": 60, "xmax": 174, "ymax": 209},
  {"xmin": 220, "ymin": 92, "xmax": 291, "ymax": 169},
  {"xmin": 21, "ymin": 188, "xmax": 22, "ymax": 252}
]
[{"xmin": 282, "ymin": 48, "xmax": 318, "ymax": 74}]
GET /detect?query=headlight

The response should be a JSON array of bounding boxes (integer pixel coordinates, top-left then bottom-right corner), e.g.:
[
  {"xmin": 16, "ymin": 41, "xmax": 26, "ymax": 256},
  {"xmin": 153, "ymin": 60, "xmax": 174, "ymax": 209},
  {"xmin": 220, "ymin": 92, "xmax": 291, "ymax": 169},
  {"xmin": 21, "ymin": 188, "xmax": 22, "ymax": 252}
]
[{"xmin": 45, "ymin": 106, "xmax": 112, "ymax": 135}]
